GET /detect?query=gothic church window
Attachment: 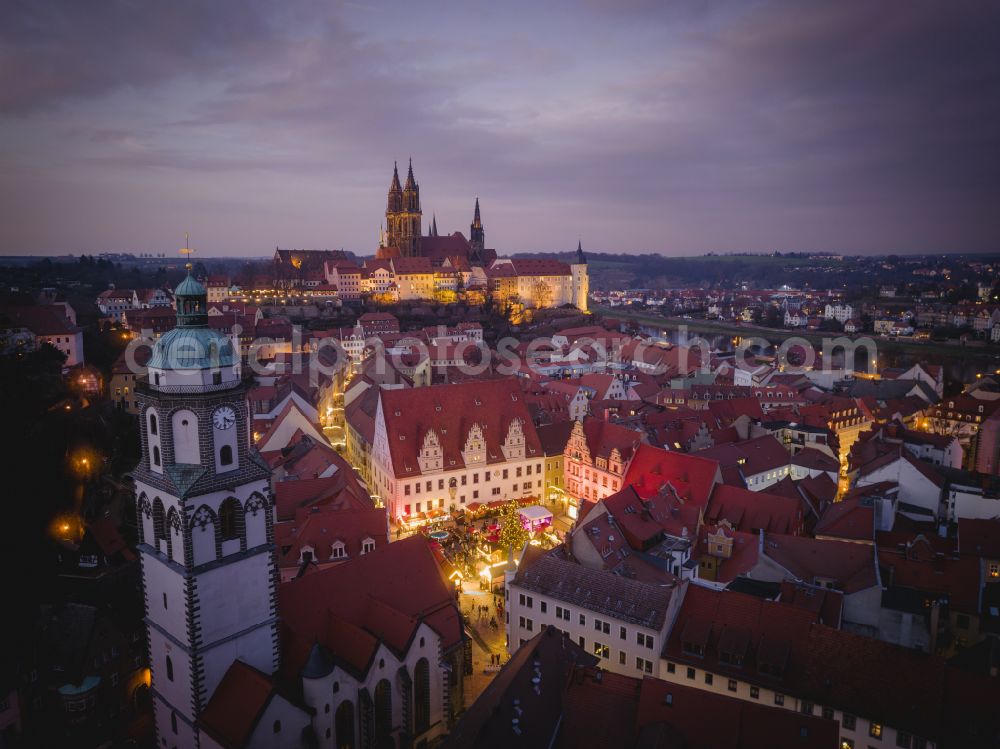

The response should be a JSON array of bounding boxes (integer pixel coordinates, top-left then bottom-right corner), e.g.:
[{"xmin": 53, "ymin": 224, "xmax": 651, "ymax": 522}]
[{"xmin": 218, "ymin": 498, "xmax": 242, "ymax": 542}]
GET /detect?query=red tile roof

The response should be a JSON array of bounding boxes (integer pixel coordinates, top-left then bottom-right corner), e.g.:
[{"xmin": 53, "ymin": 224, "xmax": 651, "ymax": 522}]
[
  {"xmin": 664, "ymin": 584, "xmax": 820, "ymax": 685},
  {"xmin": 273, "ymin": 473, "xmax": 373, "ymax": 522},
  {"xmin": 706, "ymin": 485, "xmax": 804, "ymax": 535},
  {"xmin": 508, "ymin": 258, "xmax": 572, "ymax": 276},
  {"xmin": 378, "ymin": 379, "xmax": 542, "ymax": 478},
  {"xmin": 877, "ymin": 538, "xmax": 982, "ymax": 613},
  {"xmin": 623, "ymin": 444, "xmax": 720, "ymax": 506},
  {"xmin": 391, "ymin": 256, "xmax": 434, "ymax": 274},
  {"xmin": 814, "ymin": 496, "xmax": 876, "ymax": 541},
  {"xmin": 762, "ymin": 533, "xmax": 877, "ymax": 593},
  {"xmin": 790, "ymin": 447, "xmax": 839, "ymax": 473},
  {"xmin": 1, "ymin": 304, "xmax": 78, "ymax": 336},
  {"xmin": 577, "ymin": 417, "xmax": 644, "ymax": 463},
  {"xmin": 279, "ymin": 536, "xmax": 462, "ymax": 680},
  {"xmin": 277, "ymin": 504, "xmax": 388, "ymax": 569},
  {"xmin": 198, "ymin": 661, "xmax": 299, "ymax": 749},
  {"xmin": 696, "ymin": 435, "xmax": 790, "ymax": 478},
  {"xmin": 636, "ymin": 675, "xmax": 838, "ymax": 749}
]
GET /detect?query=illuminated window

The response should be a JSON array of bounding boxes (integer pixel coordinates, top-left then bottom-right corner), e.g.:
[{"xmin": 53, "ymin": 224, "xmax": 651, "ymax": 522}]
[{"xmin": 869, "ymin": 721, "xmax": 882, "ymax": 739}]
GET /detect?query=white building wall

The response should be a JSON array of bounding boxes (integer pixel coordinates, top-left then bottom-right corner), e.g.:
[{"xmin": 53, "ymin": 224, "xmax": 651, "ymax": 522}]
[
  {"xmin": 301, "ymin": 623, "xmax": 447, "ymax": 749},
  {"xmin": 505, "ymin": 582, "xmax": 667, "ymax": 680}
]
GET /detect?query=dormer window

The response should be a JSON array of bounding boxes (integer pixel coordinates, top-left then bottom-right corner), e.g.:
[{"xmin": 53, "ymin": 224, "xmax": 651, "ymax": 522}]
[
  {"xmin": 681, "ymin": 640, "xmax": 705, "ymax": 657},
  {"xmin": 331, "ymin": 542, "xmax": 346, "ymax": 559}
]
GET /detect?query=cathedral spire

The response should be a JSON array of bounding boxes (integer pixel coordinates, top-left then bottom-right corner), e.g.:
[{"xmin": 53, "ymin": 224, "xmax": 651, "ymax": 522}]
[
  {"xmin": 404, "ymin": 157, "xmax": 417, "ymax": 190},
  {"xmin": 390, "ymin": 161, "xmax": 402, "ymax": 193},
  {"xmin": 469, "ymin": 197, "xmax": 485, "ymax": 262},
  {"xmin": 431, "ymin": 213, "xmax": 438, "ymax": 237},
  {"xmin": 575, "ymin": 239, "xmax": 587, "ymax": 265}
]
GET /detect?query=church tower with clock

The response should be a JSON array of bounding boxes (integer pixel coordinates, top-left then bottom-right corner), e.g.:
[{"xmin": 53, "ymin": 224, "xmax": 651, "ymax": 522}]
[{"xmin": 133, "ymin": 268, "xmax": 278, "ymax": 747}]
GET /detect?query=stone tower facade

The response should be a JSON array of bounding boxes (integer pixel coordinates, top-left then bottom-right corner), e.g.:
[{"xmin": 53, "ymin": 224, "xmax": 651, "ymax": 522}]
[
  {"xmin": 385, "ymin": 160, "xmax": 422, "ymax": 256},
  {"xmin": 571, "ymin": 240, "xmax": 589, "ymax": 312},
  {"xmin": 134, "ymin": 270, "xmax": 278, "ymax": 747},
  {"xmin": 469, "ymin": 198, "xmax": 485, "ymax": 266}
]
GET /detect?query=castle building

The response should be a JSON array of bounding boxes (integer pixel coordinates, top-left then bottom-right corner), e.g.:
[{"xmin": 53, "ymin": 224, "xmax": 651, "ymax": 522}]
[{"xmin": 486, "ymin": 241, "xmax": 589, "ymax": 312}]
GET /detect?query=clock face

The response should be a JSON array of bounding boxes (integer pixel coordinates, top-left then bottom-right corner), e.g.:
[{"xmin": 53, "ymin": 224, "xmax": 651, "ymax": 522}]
[{"xmin": 213, "ymin": 406, "xmax": 236, "ymax": 430}]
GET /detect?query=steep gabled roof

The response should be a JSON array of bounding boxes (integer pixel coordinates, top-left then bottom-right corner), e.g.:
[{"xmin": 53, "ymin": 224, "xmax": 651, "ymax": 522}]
[
  {"xmin": 623, "ymin": 444, "xmax": 720, "ymax": 506},
  {"xmin": 762, "ymin": 533, "xmax": 877, "ymax": 594},
  {"xmin": 279, "ymin": 536, "xmax": 462, "ymax": 680},
  {"xmin": 379, "ymin": 379, "xmax": 542, "ymax": 478},
  {"xmin": 198, "ymin": 660, "xmax": 307, "ymax": 749},
  {"xmin": 707, "ymin": 485, "xmax": 803, "ymax": 535}
]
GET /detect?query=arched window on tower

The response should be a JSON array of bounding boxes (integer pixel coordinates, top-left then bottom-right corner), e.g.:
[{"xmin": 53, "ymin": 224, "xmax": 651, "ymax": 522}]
[
  {"xmin": 219, "ymin": 444, "xmax": 233, "ymax": 466},
  {"xmin": 165, "ymin": 655, "xmax": 174, "ymax": 682},
  {"xmin": 152, "ymin": 445, "xmax": 161, "ymax": 467},
  {"xmin": 152, "ymin": 499, "xmax": 166, "ymax": 545},
  {"xmin": 149, "ymin": 413, "xmax": 158, "ymax": 435},
  {"xmin": 218, "ymin": 497, "xmax": 243, "ymax": 542}
]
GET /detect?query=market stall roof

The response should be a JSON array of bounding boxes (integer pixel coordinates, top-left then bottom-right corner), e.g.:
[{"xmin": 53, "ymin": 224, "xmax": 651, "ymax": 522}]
[{"xmin": 518, "ymin": 505, "xmax": 553, "ymax": 522}]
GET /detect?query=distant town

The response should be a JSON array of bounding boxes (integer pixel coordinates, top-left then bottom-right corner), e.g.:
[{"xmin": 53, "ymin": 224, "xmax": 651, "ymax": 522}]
[{"xmin": 2, "ymin": 239, "xmax": 1000, "ymax": 749}]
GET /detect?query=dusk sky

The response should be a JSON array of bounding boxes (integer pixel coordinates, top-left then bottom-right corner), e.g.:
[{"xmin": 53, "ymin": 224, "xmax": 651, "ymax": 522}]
[{"xmin": 1, "ymin": 1, "xmax": 998, "ymax": 257}]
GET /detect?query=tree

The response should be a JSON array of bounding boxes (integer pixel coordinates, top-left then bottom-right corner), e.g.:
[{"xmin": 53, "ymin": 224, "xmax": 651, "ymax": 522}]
[{"xmin": 498, "ymin": 500, "xmax": 528, "ymax": 561}]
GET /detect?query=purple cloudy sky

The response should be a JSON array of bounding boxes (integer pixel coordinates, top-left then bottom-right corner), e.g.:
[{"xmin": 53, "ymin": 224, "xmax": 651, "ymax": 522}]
[{"xmin": 1, "ymin": 0, "xmax": 998, "ymax": 257}]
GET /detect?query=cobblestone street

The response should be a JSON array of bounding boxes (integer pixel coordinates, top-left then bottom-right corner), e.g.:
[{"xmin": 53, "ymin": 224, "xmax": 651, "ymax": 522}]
[{"xmin": 458, "ymin": 581, "xmax": 508, "ymax": 709}]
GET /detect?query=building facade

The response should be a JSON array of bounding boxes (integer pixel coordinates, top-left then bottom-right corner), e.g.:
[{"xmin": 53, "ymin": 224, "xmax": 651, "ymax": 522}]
[{"xmin": 369, "ymin": 379, "xmax": 547, "ymax": 523}]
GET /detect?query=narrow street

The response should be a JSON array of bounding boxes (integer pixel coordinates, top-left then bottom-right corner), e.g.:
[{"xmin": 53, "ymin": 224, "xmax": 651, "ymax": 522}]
[{"xmin": 457, "ymin": 579, "xmax": 508, "ymax": 708}]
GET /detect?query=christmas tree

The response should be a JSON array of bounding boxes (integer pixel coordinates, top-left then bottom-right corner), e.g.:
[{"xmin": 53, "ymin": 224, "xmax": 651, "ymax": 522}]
[{"xmin": 498, "ymin": 500, "xmax": 529, "ymax": 561}]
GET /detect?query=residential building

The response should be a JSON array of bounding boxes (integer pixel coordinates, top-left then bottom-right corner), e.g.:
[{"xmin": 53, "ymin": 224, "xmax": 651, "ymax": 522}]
[
  {"xmin": 506, "ymin": 547, "xmax": 683, "ymax": 679},
  {"xmin": 564, "ymin": 418, "xmax": 645, "ymax": 515}
]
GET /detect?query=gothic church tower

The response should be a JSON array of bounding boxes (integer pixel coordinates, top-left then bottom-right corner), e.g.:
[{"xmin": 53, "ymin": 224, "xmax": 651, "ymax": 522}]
[
  {"xmin": 469, "ymin": 197, "xmax": 485, "ymax": 266},
  {"xmin": 134, "ymin": 268, "xmax": 278, "ymax": 747},
  {"xmin": 385, "ymin": 159, "xmax": 422, "ymax": 256}
]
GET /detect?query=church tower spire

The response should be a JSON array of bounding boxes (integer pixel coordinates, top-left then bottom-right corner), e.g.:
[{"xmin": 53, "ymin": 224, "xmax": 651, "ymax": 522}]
[
  {"xmin": 469, "ymin": 196, "xmax": 485, "ymax": 265},
  {"xmin": 387, "ymin": 161, "xmax": 402, "ymax": 213}
]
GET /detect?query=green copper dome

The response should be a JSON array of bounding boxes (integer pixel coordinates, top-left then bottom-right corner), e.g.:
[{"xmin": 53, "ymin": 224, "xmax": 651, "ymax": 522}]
[
  {"xmin": 173, "ymin": 273, "xmax": 206, "ymax": 297},
  {"xmin": 148, "ymin": 326, "xmax": 236, "ymax": 370}
]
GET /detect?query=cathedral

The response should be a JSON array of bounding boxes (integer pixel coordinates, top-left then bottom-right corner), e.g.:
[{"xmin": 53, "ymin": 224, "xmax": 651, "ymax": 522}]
[
  {"xmin": 376, "ymin": 160, "xmax": 494, "ymax": 268},
  {"xmin": 271, "ymin": 161, "xmax": 589, "ymax": 311}
]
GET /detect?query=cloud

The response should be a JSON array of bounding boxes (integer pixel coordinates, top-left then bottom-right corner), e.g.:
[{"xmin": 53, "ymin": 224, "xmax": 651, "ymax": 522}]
[{"xmin": 0, "ymin": 0, "xmax": 998, "ymax": 254}]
